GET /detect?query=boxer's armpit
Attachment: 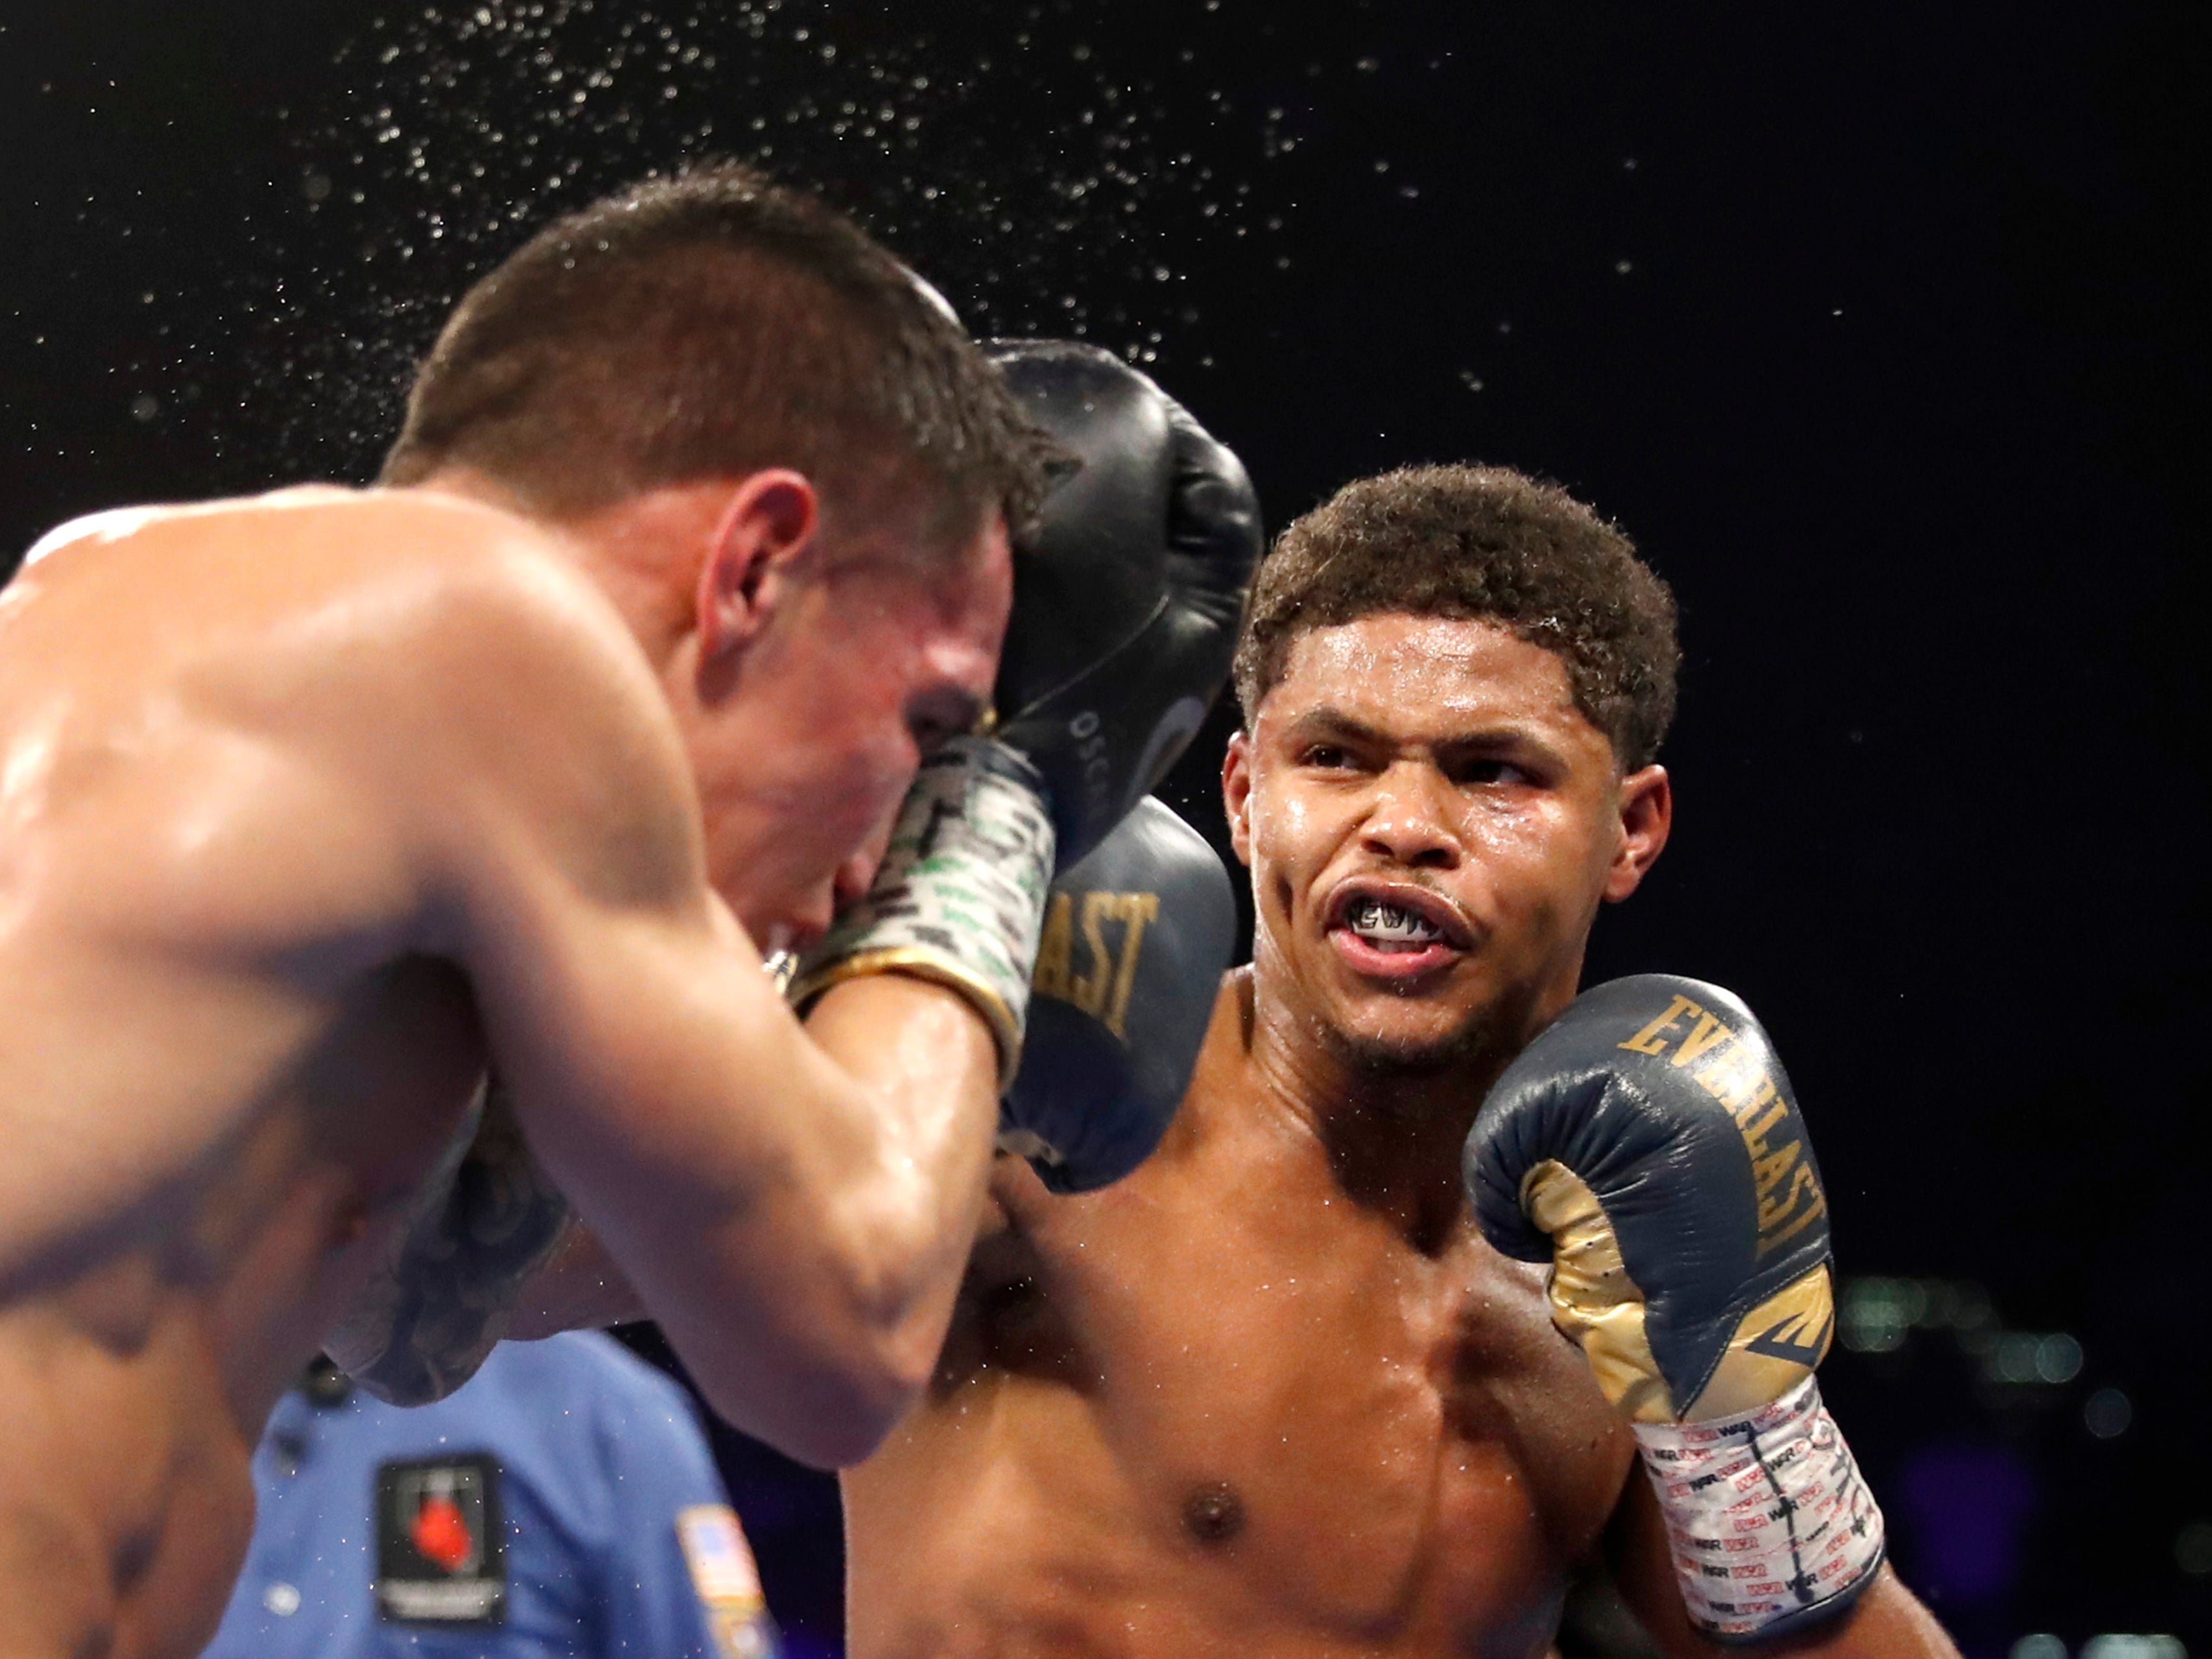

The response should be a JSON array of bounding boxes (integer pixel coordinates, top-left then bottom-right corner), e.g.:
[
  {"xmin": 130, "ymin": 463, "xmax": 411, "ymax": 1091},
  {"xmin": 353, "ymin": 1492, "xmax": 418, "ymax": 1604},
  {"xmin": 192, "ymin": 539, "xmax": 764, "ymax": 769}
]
[{"xmin": 324, "ymin": 1081, "xmax": 578, "ymax": 1404}]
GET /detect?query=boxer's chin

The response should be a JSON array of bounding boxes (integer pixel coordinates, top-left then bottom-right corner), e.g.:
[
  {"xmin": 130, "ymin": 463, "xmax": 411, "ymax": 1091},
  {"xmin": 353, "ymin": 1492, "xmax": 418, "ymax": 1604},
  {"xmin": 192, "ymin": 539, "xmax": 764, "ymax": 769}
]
[
  {"xmin": 1318, "ymin": 999, "xmax": 1513, "ymax": 1079},
  {"xmin": 1318, "ymin": 991, "xmax": 1528, "ymax": 1083}
]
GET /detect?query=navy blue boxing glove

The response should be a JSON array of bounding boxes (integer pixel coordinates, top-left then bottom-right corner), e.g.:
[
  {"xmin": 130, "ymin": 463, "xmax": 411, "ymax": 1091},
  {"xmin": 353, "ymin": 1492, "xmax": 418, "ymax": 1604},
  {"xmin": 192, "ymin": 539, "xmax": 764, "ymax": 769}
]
[
  {"xmin": 998, "ymin": 797, "xmax": 1236, "ymax": 1192},
  {"xmin": 1465, "ymin": 975, "xmax": 1885, "ymax": 1640},
  {"xmin": 985, "ymin": 341, "xmax": 1260, "ymax": 870}
]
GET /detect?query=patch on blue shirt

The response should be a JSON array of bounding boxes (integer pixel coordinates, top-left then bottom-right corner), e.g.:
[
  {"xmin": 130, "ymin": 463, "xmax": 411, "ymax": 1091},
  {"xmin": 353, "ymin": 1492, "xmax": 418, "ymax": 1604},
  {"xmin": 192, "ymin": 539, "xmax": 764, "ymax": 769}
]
[{"xmin": 375, "ymin": 1453, "xmax": 506, "ymax": 1626}]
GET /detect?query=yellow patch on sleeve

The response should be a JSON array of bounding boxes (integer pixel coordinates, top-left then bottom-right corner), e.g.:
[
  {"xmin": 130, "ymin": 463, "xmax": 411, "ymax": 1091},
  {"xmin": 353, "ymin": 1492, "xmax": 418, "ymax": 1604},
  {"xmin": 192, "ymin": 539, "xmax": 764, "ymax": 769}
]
[{"xmin": 676, "ymin": 1504, "xmax": 764, "ymax": 1613}]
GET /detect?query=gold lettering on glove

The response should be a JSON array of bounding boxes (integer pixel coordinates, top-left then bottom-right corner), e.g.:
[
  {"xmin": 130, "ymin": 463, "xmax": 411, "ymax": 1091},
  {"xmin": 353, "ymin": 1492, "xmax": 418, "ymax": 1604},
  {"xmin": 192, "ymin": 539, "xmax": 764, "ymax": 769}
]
[
  {"xmin": 1616, "ymin": 997, "xmax": 1829, "ymax": 1261},
  {"xmin": 1619, "ymin": 994, "xmax": 1698, "ymax": 1054},
  {"xmin": 1032, "ymin": 890, "xmax": 1161, "ymax": 1040}
]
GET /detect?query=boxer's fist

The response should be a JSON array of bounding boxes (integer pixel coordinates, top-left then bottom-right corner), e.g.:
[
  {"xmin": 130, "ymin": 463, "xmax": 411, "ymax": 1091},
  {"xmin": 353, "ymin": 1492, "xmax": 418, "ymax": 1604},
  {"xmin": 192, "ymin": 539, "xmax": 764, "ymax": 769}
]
[
  {"xmin": 1464, "ymin": 975, "xmax": 1836, "ymax": 1425},
  {"xmin": 1474, "ymin": 979, "xmax": 1890, "ymax": 1636},
  {"xmin": 985, "ymin": 341, "xmax": 1260, "ymax": 869},
  {"xmin": 999, "ymin": 797, "xmax": 1236, "ymax": 1192}
]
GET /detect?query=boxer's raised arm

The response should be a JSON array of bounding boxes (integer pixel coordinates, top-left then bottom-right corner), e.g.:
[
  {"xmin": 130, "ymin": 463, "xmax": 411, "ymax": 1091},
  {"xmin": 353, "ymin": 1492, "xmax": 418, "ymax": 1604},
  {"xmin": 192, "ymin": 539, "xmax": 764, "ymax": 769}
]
[
  {"xmin": 346, "ymin": 339, "xmax": 1256, "ymax": 1453},
  {"xmin": 383, "ymin": 537, "xmax": 1004, "ymax": 1466},
  {"xmin": 1467, "ymin": 973, "xmax": 1954, "ymax": 1652}
]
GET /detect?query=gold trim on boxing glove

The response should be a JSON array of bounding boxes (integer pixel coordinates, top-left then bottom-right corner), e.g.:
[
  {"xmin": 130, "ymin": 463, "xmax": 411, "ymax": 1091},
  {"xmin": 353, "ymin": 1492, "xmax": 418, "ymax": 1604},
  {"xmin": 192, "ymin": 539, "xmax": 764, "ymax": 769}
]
[
  {"xmin": 762, "ymin": 950, "xmax": 797, "ymax": 997},
  {"xmin": 788, "ymin": 948, "xmax": 1024, "ymax": 1086},
  {"xmin": 1521, "ymin": 1159, "xmax": 1676, "ymax": 1424},
  {"xmin": 1683, "ymin": 1263, "xmax": 1835, "ymax": 1424}
]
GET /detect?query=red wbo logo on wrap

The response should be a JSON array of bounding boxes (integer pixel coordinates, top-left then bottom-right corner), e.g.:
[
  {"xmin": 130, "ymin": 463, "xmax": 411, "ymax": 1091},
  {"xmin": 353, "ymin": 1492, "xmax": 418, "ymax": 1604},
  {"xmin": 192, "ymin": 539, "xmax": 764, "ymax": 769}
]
[{"xmin": 375, "ymin": 1453, "xmax": 506, "ymax": 1625}]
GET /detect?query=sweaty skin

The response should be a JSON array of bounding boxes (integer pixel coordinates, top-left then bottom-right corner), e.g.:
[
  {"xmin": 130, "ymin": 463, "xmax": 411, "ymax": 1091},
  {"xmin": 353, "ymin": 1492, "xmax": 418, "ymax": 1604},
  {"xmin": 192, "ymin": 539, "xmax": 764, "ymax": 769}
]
[
  {"xmin": 844, "ymin": 617, "xmax": 1956, "ymax": 1659},
  {"xmin": 0, "ymin": 485, "xmax": 1008, "ymax": 1658},
  {"xmin": 848, "ymin": 988, "xmax": 1630, "ymax": 1659}
]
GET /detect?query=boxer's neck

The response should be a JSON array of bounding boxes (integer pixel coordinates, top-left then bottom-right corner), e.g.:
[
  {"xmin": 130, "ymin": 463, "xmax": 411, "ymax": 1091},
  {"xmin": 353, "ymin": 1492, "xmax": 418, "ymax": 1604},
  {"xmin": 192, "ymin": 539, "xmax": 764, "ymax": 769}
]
[
  {"xmin": 401, "ymin": 467, "xmax": 732, "ymax": 676},
  {"xmin": 1238, "ymin": 968, "xmax": 1514, "ymax": 1253}
]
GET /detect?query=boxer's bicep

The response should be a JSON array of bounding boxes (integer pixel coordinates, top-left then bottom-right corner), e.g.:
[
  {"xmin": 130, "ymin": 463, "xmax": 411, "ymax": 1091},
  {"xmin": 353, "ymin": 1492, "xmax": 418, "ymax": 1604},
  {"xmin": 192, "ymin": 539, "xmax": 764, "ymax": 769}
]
[
  {"xmin": 400, "ymin": 562, "xmax": 839, "ymax": 1246},
  {"xmin": 301, "ymin": 527, "xmax": 723, "ymax": 1396}
]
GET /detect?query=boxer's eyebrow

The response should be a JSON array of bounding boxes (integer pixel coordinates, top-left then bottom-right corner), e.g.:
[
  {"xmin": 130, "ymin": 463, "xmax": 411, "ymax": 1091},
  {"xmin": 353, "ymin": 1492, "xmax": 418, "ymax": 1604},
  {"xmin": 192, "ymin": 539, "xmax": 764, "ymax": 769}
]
[
  {"xmin": 1432, "ymin": 727, "xmax": 1571, "ymax": 781},
  {"xmin": 1285, "ymin": 706, "xmax": 1573, "ymax": 781},
  {"xmin": 1284, "ymin": 707, "xmax": 1387, "ymax": 748},
  {"xmin": 1288, "ymin": 706, "xmax": 1556, "ymax": 754}
]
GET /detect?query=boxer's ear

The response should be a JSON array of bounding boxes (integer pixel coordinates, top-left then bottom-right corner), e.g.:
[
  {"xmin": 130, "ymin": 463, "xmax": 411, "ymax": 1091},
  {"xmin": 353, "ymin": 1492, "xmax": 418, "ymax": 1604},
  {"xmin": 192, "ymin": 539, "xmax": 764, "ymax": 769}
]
[
  {"xmin": 697, "ymin": 470, "xmax": 820, "ymax": 662},
  {"xmin": 1222, "ymin": 732, "xmax": 1256, "ymax": 867},
  {"xmin": 1603, "ymin": 764, "xmax": 1672, "ymax": 902}
]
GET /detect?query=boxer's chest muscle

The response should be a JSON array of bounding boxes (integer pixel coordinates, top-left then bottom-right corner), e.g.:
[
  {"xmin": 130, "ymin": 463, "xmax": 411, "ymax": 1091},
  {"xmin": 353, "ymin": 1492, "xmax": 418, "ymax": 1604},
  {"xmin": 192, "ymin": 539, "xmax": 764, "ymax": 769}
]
[{"xmin": 892, "ymin": 1116, "xmax": 1631, "ymax": 1653}]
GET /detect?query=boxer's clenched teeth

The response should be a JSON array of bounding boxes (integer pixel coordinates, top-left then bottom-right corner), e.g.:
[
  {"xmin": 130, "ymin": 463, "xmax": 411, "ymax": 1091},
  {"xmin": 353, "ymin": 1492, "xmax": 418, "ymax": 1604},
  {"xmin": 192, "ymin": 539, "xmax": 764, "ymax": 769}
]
[{"xmin": 1349, "ymin": 900, "xmax": 1445, "ymax": 951}]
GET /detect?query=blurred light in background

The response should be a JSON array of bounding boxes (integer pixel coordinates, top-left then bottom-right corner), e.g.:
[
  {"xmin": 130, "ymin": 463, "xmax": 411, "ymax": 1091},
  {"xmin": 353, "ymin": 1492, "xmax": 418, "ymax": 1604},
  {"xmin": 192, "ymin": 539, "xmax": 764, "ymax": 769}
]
[
  {"xmin": 1898, "ymin": 1442, "xmax": 2037, "ymax": 1608},
  {"xmin": 2010, "ymin": 1638, "xmax": 2189, "ymax": 1659},
  {"xmin": 1829, "ymin": 1277, "xmax": 2192, "ymax": 1649},
  {"xmin": 2085, "ymin": 1387, "xmax": 2134, "ymax": 1440},
  {"xmin": 1840, "ymin": 1278, "xmax": 2086, "ymax": 1393},
  {"xmin": 2082, "ymin": 1639, "xmax": 2188, "ymax": 1659}
]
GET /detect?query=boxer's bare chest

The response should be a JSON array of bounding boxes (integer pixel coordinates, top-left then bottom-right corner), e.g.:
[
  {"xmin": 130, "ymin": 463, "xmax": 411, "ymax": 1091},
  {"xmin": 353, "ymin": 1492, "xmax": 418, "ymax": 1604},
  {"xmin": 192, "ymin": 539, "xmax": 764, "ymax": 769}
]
[
  {"xmin": 846, "ymin": 1089, "xmax": 1634, "ymax": 1659},
  {"xmin": 0, "ymin": 492, "xmax": 534, "ymax": 1654}
]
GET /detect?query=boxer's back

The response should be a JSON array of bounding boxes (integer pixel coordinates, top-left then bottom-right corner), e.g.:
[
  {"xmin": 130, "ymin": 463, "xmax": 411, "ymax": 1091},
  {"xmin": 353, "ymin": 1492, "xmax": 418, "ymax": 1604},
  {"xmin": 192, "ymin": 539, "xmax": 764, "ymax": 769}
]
[
  {"xmin": 843, "ymin": 979, "xmax": 1638, "ymax": 1659},
  {"xmin": 0, "ymin": 490, "xmax": 551, "ymax": 1656}
]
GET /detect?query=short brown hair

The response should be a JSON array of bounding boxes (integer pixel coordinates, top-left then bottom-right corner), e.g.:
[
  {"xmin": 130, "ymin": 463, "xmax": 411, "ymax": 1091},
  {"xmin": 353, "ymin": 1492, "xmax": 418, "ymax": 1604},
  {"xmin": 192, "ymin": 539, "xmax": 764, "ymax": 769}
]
[
  {"xmin": 381, "ymin": 163, "xmax": 1057, "ymax": 538},
  {"xmin": 1233, "ymin": 464, "xmax": 1679, "ymax": 769}
]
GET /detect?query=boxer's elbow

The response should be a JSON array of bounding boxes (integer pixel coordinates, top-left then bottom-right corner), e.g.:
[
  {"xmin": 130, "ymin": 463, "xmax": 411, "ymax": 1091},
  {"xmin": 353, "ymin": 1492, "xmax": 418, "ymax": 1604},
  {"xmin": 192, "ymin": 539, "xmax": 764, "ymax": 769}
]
[
  {"xmin": 694, "ymin": 1181, "xmax": 950, "ymax": 1466},
  {"xmin": 695, "ymin": 1348, "xmax": 916, "ymax": 1470},
  {"xmin": 812, "ymin": 1180, "xmax": 961, "ymax": 1440},
  {"xmin": 693, "ymin": 1315, "xmax": 929, "ymax": 1469}
]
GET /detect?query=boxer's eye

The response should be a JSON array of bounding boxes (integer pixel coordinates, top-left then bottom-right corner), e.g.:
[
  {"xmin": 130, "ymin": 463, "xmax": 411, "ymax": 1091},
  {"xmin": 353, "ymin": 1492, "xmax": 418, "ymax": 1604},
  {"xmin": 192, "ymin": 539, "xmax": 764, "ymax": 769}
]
[
  {"xmin": 1300, "ymin": 744, "xmax": 1353, "ymax": 770},
  {"xmin": 1454, "ymin": 759, "xmax": 1531, "ymax": 787}
]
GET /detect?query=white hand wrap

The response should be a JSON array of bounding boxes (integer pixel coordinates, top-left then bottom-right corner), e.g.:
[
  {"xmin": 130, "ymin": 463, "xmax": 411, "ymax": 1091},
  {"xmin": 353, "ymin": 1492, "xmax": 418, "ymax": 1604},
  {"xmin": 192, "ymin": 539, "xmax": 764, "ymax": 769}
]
[
  {"xmin": 789, "ymin": 736, "xmax": 1055, "ymax": 1083},
  {"xmin": 1633, "ymin": 1377, "xmax": 1885, "ymax": 1641}
]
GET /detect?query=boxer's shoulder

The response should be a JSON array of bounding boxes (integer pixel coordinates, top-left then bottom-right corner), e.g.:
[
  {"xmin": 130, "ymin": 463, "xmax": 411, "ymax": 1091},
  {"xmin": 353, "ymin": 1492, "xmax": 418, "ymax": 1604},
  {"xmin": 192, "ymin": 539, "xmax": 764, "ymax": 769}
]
[
  {"xmin": 23, "ymin": 483, "xmax": 575, "ymax": 605},
  {"xmin": 193, "ymin": 488, "xmax": 669, "ymax": 775},
  {"xmin": 7, "ymin": 484, "xmax": 689, "ymax": 930},
  {"xmin": 21, "ymin": 483, "xmax": 510, "ymax": 569}
]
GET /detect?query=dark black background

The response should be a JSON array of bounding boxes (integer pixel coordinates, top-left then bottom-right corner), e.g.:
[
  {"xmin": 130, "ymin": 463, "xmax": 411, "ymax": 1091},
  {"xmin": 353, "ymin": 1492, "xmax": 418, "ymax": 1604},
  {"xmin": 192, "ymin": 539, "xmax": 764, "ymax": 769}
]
[{"xmin": 3, "ymin": 3, "xmax": 2205, "ymax": 1654}]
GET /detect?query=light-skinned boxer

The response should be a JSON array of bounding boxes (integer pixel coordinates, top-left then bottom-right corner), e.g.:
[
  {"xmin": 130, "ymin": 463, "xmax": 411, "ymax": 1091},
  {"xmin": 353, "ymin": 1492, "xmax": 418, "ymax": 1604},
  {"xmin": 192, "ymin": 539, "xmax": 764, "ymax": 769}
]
[
  {"xmin": 841, "ymin": 465, "xmax": 1960, "ymax": 1658},
  {"xmin": 0, "ymin": 161, "xmax": 1256, "ymax": 1658}
]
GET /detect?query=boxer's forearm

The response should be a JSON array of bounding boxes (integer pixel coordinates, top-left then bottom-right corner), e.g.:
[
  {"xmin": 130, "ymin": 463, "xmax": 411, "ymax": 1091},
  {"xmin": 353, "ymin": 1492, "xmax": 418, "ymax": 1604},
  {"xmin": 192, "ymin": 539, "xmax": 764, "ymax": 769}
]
[
  {"xmin": 795, "ymin": 975, "xmax": 1002, "ymax": 1373},
  {"xmin": 502, "ymin": 983, "xmax": 993, "ymax": 1442},
  {"xmin": 344, "ymin": 980, "xmax": 997, "ymax": 1434},
  {"xmin": 574, "ymin": 972, "xmax": 997, "ymax": 1465}
]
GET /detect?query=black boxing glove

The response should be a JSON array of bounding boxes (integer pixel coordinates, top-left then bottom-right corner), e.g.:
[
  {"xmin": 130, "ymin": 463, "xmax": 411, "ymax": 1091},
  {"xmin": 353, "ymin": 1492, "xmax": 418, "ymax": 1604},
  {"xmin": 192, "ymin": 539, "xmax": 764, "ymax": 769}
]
[
  {"xmin": 985, "ymin": 340, "xmax": 1260, "ymax": 869},
  {"xmin": 999, "ymin": 797, "xmax": 1236, "ymax": 1192},
  {"xmin": 1465, "ymin": 976, "xmax": 1885, "ymax": 1640}
]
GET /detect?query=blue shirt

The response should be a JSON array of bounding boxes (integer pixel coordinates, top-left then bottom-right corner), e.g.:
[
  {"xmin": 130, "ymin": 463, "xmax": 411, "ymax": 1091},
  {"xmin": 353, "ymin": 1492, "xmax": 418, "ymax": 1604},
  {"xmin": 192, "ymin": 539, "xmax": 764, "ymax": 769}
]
[{"xmin": 203, "ymin": 1333, "xmax": 777, "ymax": 1659}]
